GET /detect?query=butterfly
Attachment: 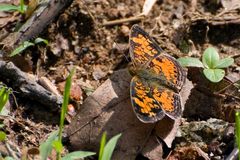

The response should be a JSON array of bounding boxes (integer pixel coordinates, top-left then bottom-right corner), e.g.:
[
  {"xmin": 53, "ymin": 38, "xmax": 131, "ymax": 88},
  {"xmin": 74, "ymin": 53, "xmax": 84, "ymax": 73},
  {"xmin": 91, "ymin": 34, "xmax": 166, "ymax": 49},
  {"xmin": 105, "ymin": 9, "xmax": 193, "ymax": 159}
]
[{"xmin": 129, "ymin": 24, "xmax": 186, "ymax": 123}]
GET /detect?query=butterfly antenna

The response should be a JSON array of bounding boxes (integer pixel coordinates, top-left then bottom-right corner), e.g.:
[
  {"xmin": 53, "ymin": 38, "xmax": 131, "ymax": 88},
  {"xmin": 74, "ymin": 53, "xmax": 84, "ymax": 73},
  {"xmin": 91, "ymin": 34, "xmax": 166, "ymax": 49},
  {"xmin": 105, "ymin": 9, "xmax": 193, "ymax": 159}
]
[{"xmin": 113, "ymin": 39, "xmax": 130, "ymax": 61}]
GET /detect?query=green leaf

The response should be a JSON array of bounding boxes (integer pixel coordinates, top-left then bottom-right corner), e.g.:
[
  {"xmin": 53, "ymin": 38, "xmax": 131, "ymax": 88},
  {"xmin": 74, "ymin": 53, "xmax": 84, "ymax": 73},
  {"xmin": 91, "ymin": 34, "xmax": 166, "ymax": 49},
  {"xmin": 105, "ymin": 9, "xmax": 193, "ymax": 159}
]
[
  {"xmin": 214, "ymin": 57, "xmax": 234, "ymax": 68},
  {"xmin": 0, "ymin": 106, "xmax": 10, "ymax": 116},
  {"xmin": 202, "ymin": 47, "xmax": 219, "ymax": 69},
  {"xmin": 57, "ymin": 69, "xmax": 75, "ymax": 159},
  {"xmin": 17, "ymin": 4, "xmax": 27, "ymax": 13},
  {"xmin": 39, "ymin": 130, "xmax": 59, "ymax": 160},
  {"xmin": 0, "ymin": 123, "xmax": 5, "ymax": 128},
  {"xmin": 34, "ymin": 38, "xmax": 49, "ymax": 45},
  {"xmin": 4, "ymin": 157, "xmax": 15, "ymax": 160},
  {"xmin": 101, "ymin": 133, "xmax": 122, "ymax": 160},
  {"xmin": 19, "ymin": 0, "xmax": 24, "ymax": 13},
  {"xmin": 99, "ymin": 132, "xmax": 107, "ymax": 160},
  {"xmin": 203, "ymin": 68, "xmax": 225, "ymax": 83},
  {"xmin": 177, "ymin": 57, "xmax": 204, "ymax": 68},
  {"xmin": 0, "ymin": 4, "xmax": 27, "ymax": 12},
  {"xmin": 0, "ymin": 131, "xmax": 6, "ymax": 141},
  {"xmin": 62, "ymin": 151, "xmax": 96, "ymax": 160},
  {"xmin": 0, "ymin": 87, "xmax": 6, "ymax": 111},
  {"xmin": 235, "ymin": 111, "xmax": 240, "ymax": 158},
  {"xmin": 10, "ymin": 41, "xmax": 34, "ymax": 57},
  {"xmin": 52, "ymin": 140, "xmax": 63, "ymax": 153},
  {"xmin": 58, "ymin": 69, "xmax": 75, "ymax": 142},
  {"xmin": 0, "ymin": 4, "xmax": 19, "ymax": 11},
  {"xmin": 0, "ymin": 87, "xmax": 10, "ymax": 113}
]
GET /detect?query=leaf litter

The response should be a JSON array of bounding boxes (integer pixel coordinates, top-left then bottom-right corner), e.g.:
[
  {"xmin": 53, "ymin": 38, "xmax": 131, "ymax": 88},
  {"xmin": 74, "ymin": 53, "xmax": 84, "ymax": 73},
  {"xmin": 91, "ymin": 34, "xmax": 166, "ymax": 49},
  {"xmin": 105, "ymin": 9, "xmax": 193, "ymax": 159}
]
[{"xmin": 0, "ymin": 0, "xmax": 240, "ymax": 159}]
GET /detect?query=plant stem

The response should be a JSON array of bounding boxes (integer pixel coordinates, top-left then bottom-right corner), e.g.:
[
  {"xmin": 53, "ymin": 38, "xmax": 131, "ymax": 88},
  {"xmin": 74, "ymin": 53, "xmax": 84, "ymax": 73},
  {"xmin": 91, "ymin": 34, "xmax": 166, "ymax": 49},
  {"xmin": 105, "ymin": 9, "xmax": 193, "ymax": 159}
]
[
  {"xmin": 235, "ymin": 111, "xmax": 240, "ymax": 160},
  {"xmin": 20, "ymin": 0, "xmax": 24, "ymax": 13},
  {"xmin": 57, "ymin": 69, "xmax": 75, "ymax": 160}
]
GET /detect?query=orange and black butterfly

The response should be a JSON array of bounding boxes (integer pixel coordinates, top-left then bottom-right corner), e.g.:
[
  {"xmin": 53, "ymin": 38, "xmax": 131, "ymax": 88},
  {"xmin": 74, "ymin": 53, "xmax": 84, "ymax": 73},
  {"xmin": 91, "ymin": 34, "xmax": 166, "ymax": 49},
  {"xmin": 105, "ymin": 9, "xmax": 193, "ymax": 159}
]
[{"xmin": 129, "ymin": 25, "xmax": 186, "ymax": 123}]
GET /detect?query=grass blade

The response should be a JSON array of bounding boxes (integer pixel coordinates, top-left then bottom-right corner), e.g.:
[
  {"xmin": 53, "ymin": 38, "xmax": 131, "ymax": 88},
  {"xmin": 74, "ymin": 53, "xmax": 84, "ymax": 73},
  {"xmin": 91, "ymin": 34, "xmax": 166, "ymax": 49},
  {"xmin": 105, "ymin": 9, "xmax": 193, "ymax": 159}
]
[
  {"xmin": 57, "ymin": 69, "xmax": 75, "ymax": 159},
  {"xmin": 99, "ymin": 132, "xmax": 107, "ymax": 160},
  {"xmin": 101, "ymin": 133, "xmax": 121, "ymax": 160},
  {"xmin": 235, "ymin": 111, "xmax": 240, "ymax": 160},
  {"xmin": 0, "ymin": 131, "xmax": 6, "ymax": 141},
  {"xmin": 10, "ymin": 41, "xmax": 34, "ymax": 57},
  {"xmin": 0, "ymin": 87, "xmax": 10, "ymax": 113},
  {"xmin": 58, "ymin": 69, "xmax": 75, "ymax": 142},
  {"xmin": 62, "ymin": 151, "xmax": 96, "ymax": 160},
  {"xmin": 39, "ymin": 130, "xmax": 59, "ymax": 160},
  {"xmin": 0, "ymin": 4, "xmax": 18, "ymax": 11},
  {"xmin": 34, "ymin": 37, "xmax": 49, "ymax": 45}
]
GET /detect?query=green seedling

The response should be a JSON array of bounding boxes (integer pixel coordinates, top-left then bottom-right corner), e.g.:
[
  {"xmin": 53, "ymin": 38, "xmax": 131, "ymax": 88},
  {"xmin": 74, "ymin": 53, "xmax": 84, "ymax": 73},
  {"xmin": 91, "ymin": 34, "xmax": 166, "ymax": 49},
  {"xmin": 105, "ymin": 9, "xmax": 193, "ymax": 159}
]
[
  {"xmin": 39, "ymin": 69, "xmax": 95, "ymax": 160},
  {"xmin": 0, "ymin": 131, "xmax": 6, "ymax": 141},
  {"xmin": 236, "ymin": 111, "xmax": 240, "ymax": 160},
  {"xmin": 0, "ymin": 86, "xmax": 11, "ymax": 113},
  {"xmin": 10, "ymin": 37, "xmax": 48, "ymax": 57},
  {"xmin": 0, "ymin": 0, "xmax": 27, "ymax": 14},
  {"xmin": 56, "ymin": 69, "xmax": 75, "ymax": 159},
  {"xmin": 39, "ymin": 130, "xmax": 59, "ymax": 160},
  {"xmin": 98, "ymin": 132, "xmax": 122, "ymax": 160},
  {"xmin": 178, "ymin": 47, "xmax": 234, "ymax": 83}
]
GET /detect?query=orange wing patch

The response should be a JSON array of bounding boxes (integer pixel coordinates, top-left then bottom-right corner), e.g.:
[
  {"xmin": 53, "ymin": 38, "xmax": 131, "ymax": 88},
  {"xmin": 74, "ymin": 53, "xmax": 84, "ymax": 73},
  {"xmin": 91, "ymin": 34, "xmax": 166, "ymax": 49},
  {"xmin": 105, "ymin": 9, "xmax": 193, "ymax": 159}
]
[
  {"xmin": 130, "ymin": 30, "xmax": 159, "ymax": 65},
  {"xmin": 133, "ymin": 78, "xmax": 157, "ymax": 117},
  {"xmin": 129, "ymin": 24, "xmax": 185, "ymax": 123},
  {"xmin": 152, "ymin": 88, "xmax": 174, "ymax": 112},
  {"xmin": 152, "ymin": 86, "xmax": 182, "ymax": 120},
  {"xmin": 130, "ymin": 76, "xmax": 165, "ymax": 122},
  {"xmin": 131, "ymin": 34, "xmax": 158, "ymax": 64},
  {"xmin": 151, "ymin": 57, "xmax": 178, "ymax": 84}
]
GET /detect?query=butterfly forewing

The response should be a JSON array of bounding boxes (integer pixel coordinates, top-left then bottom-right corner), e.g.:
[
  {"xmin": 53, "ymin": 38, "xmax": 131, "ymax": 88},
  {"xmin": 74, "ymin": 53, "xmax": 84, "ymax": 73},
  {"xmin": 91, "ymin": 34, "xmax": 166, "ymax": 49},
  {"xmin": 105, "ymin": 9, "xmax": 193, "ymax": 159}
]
[
  {"xmin": 148, "ymin": 54, "xmax": 185, "ymax": 91},
  {"xmin": 129, "ymin": 25, "xmax": 163, "ymax": 66}
]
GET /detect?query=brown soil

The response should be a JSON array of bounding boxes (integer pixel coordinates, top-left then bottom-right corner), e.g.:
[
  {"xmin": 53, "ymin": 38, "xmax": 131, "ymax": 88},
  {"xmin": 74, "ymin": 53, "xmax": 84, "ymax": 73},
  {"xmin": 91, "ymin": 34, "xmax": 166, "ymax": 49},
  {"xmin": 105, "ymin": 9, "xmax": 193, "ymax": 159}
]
[{"xmin": 0, "ymin": 0, "xmax": 240, "ymax": 159}]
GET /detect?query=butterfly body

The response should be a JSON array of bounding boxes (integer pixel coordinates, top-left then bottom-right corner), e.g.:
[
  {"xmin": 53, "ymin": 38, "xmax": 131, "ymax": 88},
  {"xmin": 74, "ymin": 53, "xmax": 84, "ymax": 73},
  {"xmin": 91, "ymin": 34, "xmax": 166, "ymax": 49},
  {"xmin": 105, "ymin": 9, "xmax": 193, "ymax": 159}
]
[{"xmin": 129, "ymin": 25, "xmax": 186, "ymax": 123}]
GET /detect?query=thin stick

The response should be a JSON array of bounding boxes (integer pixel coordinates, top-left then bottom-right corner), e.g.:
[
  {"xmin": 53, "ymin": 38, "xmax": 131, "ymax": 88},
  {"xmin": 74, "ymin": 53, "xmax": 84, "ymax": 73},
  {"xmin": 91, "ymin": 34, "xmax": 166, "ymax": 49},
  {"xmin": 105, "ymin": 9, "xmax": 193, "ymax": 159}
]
[
  {"xmin": 102, "ymin": 16, "xmax": 145, "ymax": 26},
  {"xmin": 216, "ymin": 81, "xmax": 235, "ymax": 94},
  {"xmin": 232, "ymin": 53, "xmax": 240, "ymax": 59}
]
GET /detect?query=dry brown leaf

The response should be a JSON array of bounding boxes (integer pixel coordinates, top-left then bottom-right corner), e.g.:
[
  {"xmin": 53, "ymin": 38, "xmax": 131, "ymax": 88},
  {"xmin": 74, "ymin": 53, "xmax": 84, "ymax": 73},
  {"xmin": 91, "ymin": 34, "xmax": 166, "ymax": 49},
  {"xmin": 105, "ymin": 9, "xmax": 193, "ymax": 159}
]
[
  {"xmin": 221, "ymin": 0, "xmax": 240, "ymax": 10},
  {"xmin": 67, "ymin": 69, "xmax": 192, "ymax": 159}
]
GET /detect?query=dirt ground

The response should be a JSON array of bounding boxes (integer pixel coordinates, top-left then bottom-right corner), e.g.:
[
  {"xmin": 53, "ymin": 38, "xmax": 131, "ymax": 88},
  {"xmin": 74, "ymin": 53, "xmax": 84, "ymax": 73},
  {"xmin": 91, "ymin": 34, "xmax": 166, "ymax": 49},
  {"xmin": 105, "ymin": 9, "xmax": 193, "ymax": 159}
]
[{"xmin": 0, "ymin": 0, "xmax": 240, "ymax": 159}]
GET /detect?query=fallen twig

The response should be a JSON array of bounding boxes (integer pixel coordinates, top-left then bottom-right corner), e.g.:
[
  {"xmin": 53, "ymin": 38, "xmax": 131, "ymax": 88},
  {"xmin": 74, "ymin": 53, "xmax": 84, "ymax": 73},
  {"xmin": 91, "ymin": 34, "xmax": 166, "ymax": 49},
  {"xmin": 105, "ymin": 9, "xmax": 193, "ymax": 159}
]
[
  {"xmin": 102, "ymin": 16, "xmax": 144, "ymax": 26},
  {"xmin": 0, "ymin": 60, "xmax": 62, "ymax": 110},
  {"xmin": 225, "ymin": 147, "xmax": 238, "ymax": 160},
  {"xmin": 1, "ymin": 0, "xmax": 73, "ymax": 54}
]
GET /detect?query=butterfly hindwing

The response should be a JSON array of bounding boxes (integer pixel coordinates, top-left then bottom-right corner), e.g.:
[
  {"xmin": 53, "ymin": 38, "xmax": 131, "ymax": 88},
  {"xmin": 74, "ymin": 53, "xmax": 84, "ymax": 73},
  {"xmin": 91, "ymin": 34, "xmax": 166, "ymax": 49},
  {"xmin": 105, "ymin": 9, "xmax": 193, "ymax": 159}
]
[
  {"xmin": 130, "ymin": 76, "xmax": 165, "ymax": 123},
  {"xmin": 151, "ymin": 85, "xmax": 182, "ymax": 120}
]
